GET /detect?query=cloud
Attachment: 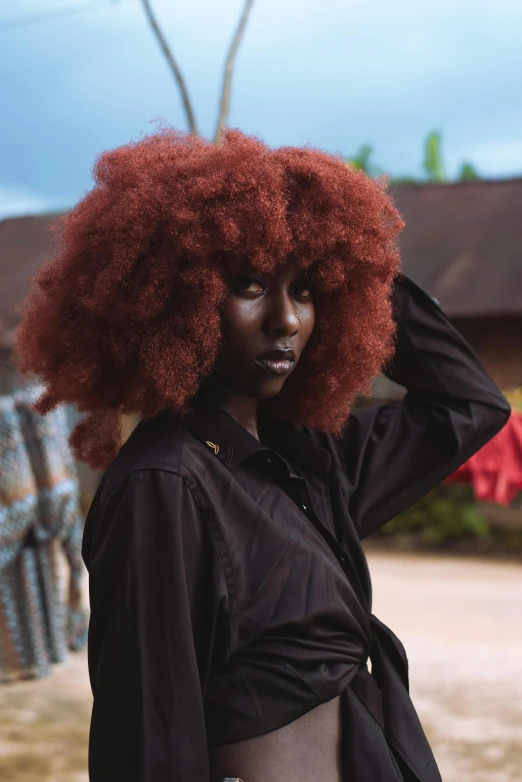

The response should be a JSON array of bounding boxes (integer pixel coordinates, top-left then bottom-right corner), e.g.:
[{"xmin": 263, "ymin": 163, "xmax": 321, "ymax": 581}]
[
  {"xmin": 461, "ymin": 139, "xmax": 522, "ymax": 178},
  {"xmin": 1, "ymin": 0, "xmax": 521, "ymax": 196},
  {"xmin": 0, "ymin": 184, "xmax": 56, "ymax": 220}
]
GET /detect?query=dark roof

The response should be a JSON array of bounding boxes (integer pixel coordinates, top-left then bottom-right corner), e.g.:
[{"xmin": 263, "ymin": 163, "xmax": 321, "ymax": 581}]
[
  {"xmin": 393, "ymin": 177, "xmax": 522, "ymax": 317},
  {"xmin": 1, "ymin": 178, "xmax": 522, "ymax": 349},
  {"xmin": 0, "ymin": 213, "xmax": 62, "ymax": 349}
]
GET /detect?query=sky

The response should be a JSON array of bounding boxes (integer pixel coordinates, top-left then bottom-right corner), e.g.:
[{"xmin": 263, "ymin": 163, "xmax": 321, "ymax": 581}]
[{"xmin": 0, "ymin": 0, "xmax": 521, "ymax": 219}]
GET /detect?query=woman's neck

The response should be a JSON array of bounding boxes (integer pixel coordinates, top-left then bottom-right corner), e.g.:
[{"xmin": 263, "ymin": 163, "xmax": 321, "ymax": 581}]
[{"xmin": 198, "ymin": 389, "xmax": 260, "ymax": 441}]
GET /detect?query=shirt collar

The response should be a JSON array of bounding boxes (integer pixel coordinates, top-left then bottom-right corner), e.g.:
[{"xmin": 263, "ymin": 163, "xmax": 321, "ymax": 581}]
[
  {"xmin": 179, "ymin": 397, "xmax": 267, "ymax": 469},
  {"xmin": 177, "ymin": 397, "xmax": 331, "ymax": 473},
  {"xmin": 259, "ymin": 410, "xmax": 332, "ymax": 473}
]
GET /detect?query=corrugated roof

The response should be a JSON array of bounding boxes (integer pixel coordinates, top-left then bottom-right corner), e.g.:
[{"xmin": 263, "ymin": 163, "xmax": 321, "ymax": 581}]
[
  {"xmin": 393, "ymin": 177, "xmax": 522, "ymax": 317},
  {"xmin": 1, "ymin": 178, "xmax": 522, "ymax": 349}
]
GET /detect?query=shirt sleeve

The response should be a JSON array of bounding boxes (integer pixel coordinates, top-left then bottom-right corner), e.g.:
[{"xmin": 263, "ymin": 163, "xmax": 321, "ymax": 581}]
[
  {"xmin": 85, "ymin": 468, "xmax": 228, "ymax": 782},
  {"xmin": 338, "ymin": 274, "xmax": 511, "ymax": 540}
]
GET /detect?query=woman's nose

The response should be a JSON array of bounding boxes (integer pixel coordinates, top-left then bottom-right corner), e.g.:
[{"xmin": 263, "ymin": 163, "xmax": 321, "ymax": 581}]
[{"xmin": 264, "ymin": 292, "xmax": 299, "ymax": 336}]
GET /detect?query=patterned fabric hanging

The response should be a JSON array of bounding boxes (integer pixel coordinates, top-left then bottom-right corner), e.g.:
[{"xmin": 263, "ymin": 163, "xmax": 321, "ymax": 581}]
[{"xmin": 0, "ymin": 386, "xmax": 88, "ymax": 683}]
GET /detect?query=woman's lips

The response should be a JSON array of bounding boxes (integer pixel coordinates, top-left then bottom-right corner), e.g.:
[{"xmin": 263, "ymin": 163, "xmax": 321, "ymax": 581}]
[{"xmin": 255, "ymin": 358, "xmax": 295, "ymax": 375}]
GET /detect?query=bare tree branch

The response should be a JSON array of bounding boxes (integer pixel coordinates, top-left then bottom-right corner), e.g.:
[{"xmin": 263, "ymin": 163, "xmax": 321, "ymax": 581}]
[
  {"xmin": 140, "ymin": 0, "xmax": 199, "ymax": 135},
  {"xmin": 214, "ymin": 0, "xmax": 255, "ymax": 144}
]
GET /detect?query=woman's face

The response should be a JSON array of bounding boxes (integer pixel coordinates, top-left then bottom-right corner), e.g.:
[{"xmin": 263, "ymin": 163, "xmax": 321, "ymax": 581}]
[{"xmin": 210, "ymin": 259, "xmax": 316, "ymax": 400}]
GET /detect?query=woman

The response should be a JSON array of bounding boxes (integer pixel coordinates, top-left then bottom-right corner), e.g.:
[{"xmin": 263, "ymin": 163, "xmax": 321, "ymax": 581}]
[{"xmin": 15, "ymin": 128, "xmax": 510, "ymax": 782}]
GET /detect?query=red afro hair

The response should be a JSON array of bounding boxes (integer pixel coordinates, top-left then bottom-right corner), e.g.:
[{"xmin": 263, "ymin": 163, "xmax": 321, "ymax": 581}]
[{"xmin": 14, "ymin": 128, "xmax": 404, "ymax": 470}]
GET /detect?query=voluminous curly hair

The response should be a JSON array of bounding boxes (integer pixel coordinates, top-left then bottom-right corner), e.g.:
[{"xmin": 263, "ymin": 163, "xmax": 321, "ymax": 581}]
[{"xmin": 14, "ymin": 128, "xmax": 404, "ymax": 471}]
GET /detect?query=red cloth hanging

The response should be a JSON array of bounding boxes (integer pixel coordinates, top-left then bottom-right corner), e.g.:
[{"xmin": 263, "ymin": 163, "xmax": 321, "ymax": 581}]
[{"xmin": 446, "ymin": 408, "xmax": 522, "ymax": 505}]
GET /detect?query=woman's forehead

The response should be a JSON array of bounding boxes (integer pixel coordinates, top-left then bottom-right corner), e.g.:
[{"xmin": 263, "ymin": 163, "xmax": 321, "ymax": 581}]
[{"xmin": 231, "ymin": 256, "xmax": 313, "ymax": 275}]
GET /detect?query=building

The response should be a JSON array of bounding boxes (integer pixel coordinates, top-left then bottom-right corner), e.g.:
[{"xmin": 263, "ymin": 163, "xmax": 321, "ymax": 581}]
[
  {"xmin": 393, "ymin": 177, "xmax": 522, "ymax": 390},
  {"xmin": 0, "ymin": 214, "xmax": 61, "ymax": 393}
]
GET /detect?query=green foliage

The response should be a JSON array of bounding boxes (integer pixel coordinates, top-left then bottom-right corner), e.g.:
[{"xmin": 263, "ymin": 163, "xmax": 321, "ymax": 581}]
[
  {"xmin": 458, "ymin": 162, "xmax": 480, "ymax": 181},
  {"xmin": 347, "ymin": 144, "xmax": 372, "ymax": 172},
  {"xmin": 389, "ymin": 176, "xmax": 420, "ymax": 186},
  {"xmin": 346, "ymin": 144, "xmax": 383, "ymax": 178},
  {"xmin": 423, "ymin": 131, "xmax": 446, "ymax": 182},
  {"xmin": 347, "ymin": 130, "xmax": 482, "ymax": 185},
  {"xmin": 381, "ymin": 484, "xmax": 490, "ymax": 546}
]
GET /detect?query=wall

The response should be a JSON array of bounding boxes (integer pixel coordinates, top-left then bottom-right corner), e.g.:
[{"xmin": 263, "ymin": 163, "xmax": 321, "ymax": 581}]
[
  {"xmin": 372, "ymin": 316, "xmax": 522, "ymax": 401},
  {"xmin": 0, "ymin": 349, "xmax": 17, "ymax": 395},
  {"xmin": 453, "ymin": 316, "xmax": 522, "ymax": 390}
]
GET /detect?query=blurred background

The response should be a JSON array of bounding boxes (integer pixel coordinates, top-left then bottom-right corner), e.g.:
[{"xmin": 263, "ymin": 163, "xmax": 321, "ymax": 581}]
[{"xmin": 0, "ymin": 1, "xmax": 521, "ymax": 780}]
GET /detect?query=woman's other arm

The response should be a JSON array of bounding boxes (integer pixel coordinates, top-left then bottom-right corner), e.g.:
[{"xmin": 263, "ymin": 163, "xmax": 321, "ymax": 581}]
[
  {"xmin": 84, "ymin": 469, "xmax": 227, "ymax": 782},
  {"xmin": 338, "ymin": 274, "xmax": 511, "ymax": 539}
]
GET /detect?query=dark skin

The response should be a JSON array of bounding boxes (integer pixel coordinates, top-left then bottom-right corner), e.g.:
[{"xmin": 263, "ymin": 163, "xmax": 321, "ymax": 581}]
[{"xmin": 200, "ymin": 259, "xmax": 316, "ymax": 440}]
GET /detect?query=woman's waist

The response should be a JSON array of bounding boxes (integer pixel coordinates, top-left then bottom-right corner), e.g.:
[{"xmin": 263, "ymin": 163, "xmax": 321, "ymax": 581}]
[
  {"xmin": 208, "ymin": 694, "xmax": 343, "ymax": 782},
  {"xmin": 204, "ymin": 654, "xmax": 361, "ymax": 747}
]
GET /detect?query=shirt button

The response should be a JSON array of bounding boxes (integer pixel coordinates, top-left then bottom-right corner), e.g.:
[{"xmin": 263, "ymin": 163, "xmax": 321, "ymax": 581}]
[
  {"xmin": 338, "ymin": 556, "xmax": 346, "ymax": 565},
  {"xmin": 301, "ymin": 503, "xmax": 308, "ymax": 512}
]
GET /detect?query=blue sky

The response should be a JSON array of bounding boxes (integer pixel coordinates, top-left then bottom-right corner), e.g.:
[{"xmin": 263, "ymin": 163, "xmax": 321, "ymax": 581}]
[{"xmin": 1, "ymin": 0, "xmax": 521, "ymax": 218}]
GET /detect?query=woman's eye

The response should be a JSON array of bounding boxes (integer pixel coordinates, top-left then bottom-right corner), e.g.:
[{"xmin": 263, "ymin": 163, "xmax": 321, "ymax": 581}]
[
  {"xmin": 294, "ymin": 282, "xmax": 313, "ymax": 298},
  {"xmin": 236, "ymin": 276, "xmax": 264, "ymax": 293}
]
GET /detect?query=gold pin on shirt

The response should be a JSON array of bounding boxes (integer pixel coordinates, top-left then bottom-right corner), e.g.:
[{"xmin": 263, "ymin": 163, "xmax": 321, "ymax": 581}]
[{"xmin": 205, "ymin": 440, "xmax": 220, "ymax": 455}]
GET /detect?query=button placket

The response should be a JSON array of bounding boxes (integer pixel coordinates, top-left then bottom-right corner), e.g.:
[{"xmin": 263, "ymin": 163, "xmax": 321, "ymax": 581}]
[{"xmin": 264, "ymin": 455, "xmax": 360, "ymax": 587}]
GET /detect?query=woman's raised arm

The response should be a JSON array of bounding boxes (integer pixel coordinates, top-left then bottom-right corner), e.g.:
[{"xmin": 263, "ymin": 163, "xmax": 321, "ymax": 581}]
[{"xmin": 337, "ymin": 274, "xmax": 511, "ymax": 540}]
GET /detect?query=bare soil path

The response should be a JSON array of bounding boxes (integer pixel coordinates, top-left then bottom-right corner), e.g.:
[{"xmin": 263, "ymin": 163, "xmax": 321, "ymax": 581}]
[{"xmin": 370, "ymin": 551, "xmax": 522, "ymax": 782}]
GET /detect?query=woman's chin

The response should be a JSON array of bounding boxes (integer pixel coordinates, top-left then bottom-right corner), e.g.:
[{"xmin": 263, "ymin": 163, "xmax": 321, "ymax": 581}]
[{"xmin": 255, "ymin": 377, "xmax": 289, "ymax": 400}]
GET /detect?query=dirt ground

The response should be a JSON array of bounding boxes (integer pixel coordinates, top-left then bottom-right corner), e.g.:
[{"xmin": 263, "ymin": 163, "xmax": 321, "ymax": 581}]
[
  {"xmin": 0, "ymin": 550, "xmax": 520, "ymax": 781},
  {"xmin": 370, "ymin": 551, "xmax": 522, "ymax": 782}
]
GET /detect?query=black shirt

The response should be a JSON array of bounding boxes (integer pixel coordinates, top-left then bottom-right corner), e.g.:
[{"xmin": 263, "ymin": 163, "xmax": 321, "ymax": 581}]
[{"xmin": 82, "ymin": 275, "xmax": 510, "ymax": 782}]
